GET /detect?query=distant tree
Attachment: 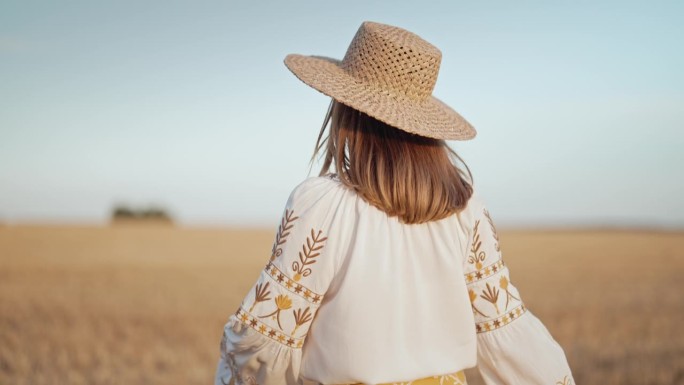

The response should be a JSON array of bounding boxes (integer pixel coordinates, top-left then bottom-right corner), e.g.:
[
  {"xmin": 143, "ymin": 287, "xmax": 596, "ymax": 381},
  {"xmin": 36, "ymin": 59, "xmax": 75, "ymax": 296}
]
[
  {"xmin": 111, "ymin": 204, "xmax": 174, "ymax": 224},
  {"xmin": 112, "ymin": 206, "xmax": 136, "ymax": 219}
]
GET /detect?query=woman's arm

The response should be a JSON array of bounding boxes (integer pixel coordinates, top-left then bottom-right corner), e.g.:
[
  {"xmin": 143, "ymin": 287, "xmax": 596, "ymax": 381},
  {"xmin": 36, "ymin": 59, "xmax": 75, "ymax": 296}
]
[
  {"xmin": 215, "ymin": 177, "xmax": 343, "ymax": 385},
  {"xmin": 463, "ymin": 192, "xmax": 575, "ymax": 384}
]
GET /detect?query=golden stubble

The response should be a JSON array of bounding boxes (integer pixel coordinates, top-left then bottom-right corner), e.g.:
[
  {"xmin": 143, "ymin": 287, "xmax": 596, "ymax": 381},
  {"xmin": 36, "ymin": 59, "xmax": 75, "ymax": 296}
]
[{"xmin": 0, "ymin": 224, "xmax": 682, "ymax": 385}]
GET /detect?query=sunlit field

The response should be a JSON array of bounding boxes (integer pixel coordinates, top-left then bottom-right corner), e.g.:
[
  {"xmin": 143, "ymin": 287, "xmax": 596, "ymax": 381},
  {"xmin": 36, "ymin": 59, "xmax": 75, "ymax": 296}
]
[{"xmin": 0, "ymin": 224, "xmax": 682, "ymax": 385}]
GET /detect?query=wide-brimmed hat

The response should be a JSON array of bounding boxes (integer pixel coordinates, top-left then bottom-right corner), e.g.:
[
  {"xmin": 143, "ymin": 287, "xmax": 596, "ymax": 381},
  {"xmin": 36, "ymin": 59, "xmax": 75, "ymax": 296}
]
[{"xmin": 284, "ymin": 21, "xmax": 476, "ymax": 141}]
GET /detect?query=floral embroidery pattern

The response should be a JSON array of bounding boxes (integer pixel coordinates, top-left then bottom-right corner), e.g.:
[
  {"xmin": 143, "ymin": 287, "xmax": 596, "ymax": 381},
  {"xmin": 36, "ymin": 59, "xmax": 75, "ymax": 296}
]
[
  {"xmin": 467, "ymin": 219, "xmax": 486, "ymax": 270},
  {"xmin": 465, "ymin": 207, "xmax": 527, "ymax": 333},
  {"xmin": 556, "ymin": 375, "xmax": 573, "ymax": 385},
  {"xmin": 234, "ymin": 207, "xmax": 328, "ymax": 349},
  {"xmin": 258, "ymin": 294, "xmax": 292, "ymax": 330},
  {"xmin": 469, "ymin": 289, "xmax": 487, "ymax": 318},
  {"xmin": 291, "ymin": 307, "xmax": 313, "ymax": 336},
  {"xmin": 271, "ymin": 209, "xmax": 299, "ymax": 261},
  {"xmin": 248, "ymin": 282, "xmax": 271, "ymax": 312},
  {"xmin": 291, "ymin": 228, "xmax": 328, "ymax": 281},
  {"xmin": 499, "ymin": 275, "xmax": 520, "ymax": 312},
  {"xmin": 480, "ymin": 282, "xmax": 501, "ymax": 314}
]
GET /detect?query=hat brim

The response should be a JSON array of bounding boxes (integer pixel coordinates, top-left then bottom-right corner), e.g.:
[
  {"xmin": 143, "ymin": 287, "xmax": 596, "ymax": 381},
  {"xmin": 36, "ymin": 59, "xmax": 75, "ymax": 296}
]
[{"xmin": 284, "ymin": 53, "xmax": 476, "ymax": 141}]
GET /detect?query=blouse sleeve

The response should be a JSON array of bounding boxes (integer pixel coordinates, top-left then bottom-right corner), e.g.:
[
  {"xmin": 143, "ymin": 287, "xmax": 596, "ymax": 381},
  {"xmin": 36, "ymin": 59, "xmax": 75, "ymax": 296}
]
[
  {"xmin": 463, "ymin": 191, "xmax": 575, "ymax": 385},
  {"xmin": 214, "ymin": 177, "xmax": 343, "ymax": 385}
]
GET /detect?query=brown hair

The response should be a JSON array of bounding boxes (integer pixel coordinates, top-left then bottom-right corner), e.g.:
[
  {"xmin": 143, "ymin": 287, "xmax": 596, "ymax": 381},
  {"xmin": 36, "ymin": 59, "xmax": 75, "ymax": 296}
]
[{"xmin": 309, "ymin": 99, "xmax": 474, "ymax": 224}]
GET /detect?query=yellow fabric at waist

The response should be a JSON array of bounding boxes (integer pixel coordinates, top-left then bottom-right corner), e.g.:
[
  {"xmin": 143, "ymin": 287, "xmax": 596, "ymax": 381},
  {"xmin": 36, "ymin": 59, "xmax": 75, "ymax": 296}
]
[{"xmin": 340, "ymin": 370, "xmax": 467, "ymax": 385}]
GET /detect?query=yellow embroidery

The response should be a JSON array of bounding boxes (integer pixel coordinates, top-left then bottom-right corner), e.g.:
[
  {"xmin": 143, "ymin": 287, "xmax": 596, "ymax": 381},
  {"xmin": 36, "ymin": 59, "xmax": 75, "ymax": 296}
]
[
  {"xmin": 291, "ymin": 307, "xmax": 313, "ymax": 337},
  {"xmin": 291, "ymin": 228, "xmax": 328, "ymax": 281},
  {"xmin": 556, "ymin": 375, "xmax": 573, "ymax": 385},
  {"xmin": 231, "ymin": 204, "xmax": 330, "ymax": 351},
  {"xmin": 475, "ymin": 303, "xmax": 527, "ymax": 333},
  {"xmin": 271, "ymin": 209, "xmax": 299, "ymax": 261},
  {"xmin": 236, "ymin": 223, "xmax": 326, "ymax": 348},
  {"xmin": 235, "ymin": 308, "xmax": 306, "ymax": 348},
  {"xmin": 480, "ymin": 282, "xmax": 500, "ymax": 315},
  {"xmin": 499, "ymin": 275, "xmax": 520, "ymax": 312},
  {"xmin": 468, "ymin": 219, "xmax": 486, "ymax": 269},
  {"xmin": 465, "ymin": 259, "xmax": 504, "ymax": 283},
  {"xmin": 465, "ymin": 206, "xmax": 526, "ymax": 333},
  {"xmin": 258, "ymin": 294, "xmax": 292, "ymax": 330},
  {"xmin": 468, "ymin": 289, "xmax": 487, "ymax": 318},
  {"xmin": 248, "ymin": 282, "xmax": 271, "ymax": 312}
]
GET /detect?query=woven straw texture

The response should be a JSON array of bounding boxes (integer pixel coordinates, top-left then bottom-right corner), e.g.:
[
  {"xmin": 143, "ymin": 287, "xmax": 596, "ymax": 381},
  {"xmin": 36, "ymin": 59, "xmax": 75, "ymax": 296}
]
[{"xmin": 284, "ymin": 21, "xmax": 476, "ymax": 141}]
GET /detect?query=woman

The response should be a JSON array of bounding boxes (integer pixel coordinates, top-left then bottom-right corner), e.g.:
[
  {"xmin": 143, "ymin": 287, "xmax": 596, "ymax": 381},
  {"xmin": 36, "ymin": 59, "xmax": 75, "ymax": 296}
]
[{"xmin": 215, "ymin": 21, "xmax": 574, "ymax": 385}]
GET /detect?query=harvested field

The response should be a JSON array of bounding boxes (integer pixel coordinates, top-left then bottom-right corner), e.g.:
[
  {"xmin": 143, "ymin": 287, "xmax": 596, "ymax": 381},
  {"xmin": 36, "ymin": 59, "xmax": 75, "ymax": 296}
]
[{"xmin": 0, "ymin": 224, "xmax": 682, "ymax": 384}]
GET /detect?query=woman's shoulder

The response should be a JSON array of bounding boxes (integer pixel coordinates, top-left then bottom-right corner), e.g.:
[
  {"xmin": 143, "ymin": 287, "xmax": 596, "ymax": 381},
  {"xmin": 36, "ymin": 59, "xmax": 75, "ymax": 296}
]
[
  {"xmin": 453, "ymin": 183, "xmax": 487, "ymax": 227},
  {"xmin": 285, "ymin": 173, "xmax": 351, "ymax": 213},
  {"xmin": 289, "ymin": 172, "xmax": 343, "ymax": 196}
]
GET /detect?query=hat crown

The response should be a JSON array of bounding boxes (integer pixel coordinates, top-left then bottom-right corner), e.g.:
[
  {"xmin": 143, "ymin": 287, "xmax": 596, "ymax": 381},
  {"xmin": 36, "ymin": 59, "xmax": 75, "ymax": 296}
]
[{"xmin": 340, "ymin": 21, "xmax": 442, "ymax": 102}]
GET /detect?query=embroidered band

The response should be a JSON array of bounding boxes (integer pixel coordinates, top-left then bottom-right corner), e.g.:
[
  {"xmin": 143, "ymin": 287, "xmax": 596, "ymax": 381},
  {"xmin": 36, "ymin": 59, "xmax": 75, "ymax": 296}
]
[
  {"xmin": 264, "ymin": 261, "xmax": 324, "ymax": 304},
  {"xmin": 475, "ymin": 303, "xmax": 527, "ymax": 333},
  {"xmin": 235, "ymin": 307, "xmax": 306, "ymax": 348},
  {"xmin": 464, "ymin": 259, "xmax": 505, "ymax": 284}
]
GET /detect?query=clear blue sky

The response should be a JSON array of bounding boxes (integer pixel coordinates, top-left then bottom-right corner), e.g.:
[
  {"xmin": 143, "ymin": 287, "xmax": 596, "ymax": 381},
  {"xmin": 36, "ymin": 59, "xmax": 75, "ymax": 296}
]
[{"xmin": 1, "ymin": 1, "xmax": 682, "ymax": 229}]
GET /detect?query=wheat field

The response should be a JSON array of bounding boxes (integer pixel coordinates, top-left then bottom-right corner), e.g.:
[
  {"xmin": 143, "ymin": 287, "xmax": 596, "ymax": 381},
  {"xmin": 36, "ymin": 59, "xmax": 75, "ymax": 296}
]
[{"xmin": 0, "ymin": 224, "xmax": 682, "ymax": 385}]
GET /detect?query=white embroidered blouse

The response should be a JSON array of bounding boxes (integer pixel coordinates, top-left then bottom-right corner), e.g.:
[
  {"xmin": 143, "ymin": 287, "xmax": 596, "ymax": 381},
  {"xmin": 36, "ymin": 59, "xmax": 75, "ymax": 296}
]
[{"xmin": 214, "ymin": 174, "xmax": 574, "ymax": 385}]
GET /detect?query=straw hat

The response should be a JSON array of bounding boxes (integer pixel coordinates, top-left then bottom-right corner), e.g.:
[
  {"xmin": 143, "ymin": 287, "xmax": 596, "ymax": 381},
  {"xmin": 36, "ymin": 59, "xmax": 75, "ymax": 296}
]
[{"xmin": 284, "ymin": 21, "xmax": 476, "ymax": 141}]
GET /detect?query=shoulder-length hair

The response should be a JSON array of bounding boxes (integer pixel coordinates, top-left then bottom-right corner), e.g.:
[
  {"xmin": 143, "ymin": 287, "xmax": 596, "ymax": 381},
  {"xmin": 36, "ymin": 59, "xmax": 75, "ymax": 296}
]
[{"xmin": 309, "ymin": 99, "xmax": 474, "ymax": 224}]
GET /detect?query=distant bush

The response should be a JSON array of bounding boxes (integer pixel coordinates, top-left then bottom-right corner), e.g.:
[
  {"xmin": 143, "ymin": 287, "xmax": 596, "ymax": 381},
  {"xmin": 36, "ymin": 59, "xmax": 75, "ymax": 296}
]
[{"xmin": 111, "ymin": 204, "xmax": 174, "ymax": 224}]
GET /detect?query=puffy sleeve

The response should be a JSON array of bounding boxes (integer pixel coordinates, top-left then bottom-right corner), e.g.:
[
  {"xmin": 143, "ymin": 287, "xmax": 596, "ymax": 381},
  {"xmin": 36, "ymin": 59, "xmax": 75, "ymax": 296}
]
[
  {"xmin": 463, "ymin": 190, "xmax": 575, "ymax": 385},
  {"xmin": 214, "ymin": 176, "xmax": 344, "ymax": 385}
]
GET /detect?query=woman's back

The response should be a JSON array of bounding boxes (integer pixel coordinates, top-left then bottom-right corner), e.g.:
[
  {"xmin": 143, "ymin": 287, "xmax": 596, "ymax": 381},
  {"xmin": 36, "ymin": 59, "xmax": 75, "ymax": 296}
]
[
  {"xmin": 300, "ymin": 174, "xmax": 476, "ymax": 383},
  {"xmin": 216, "ymin": 174, "xmax": 572, "ymax": 384}
]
